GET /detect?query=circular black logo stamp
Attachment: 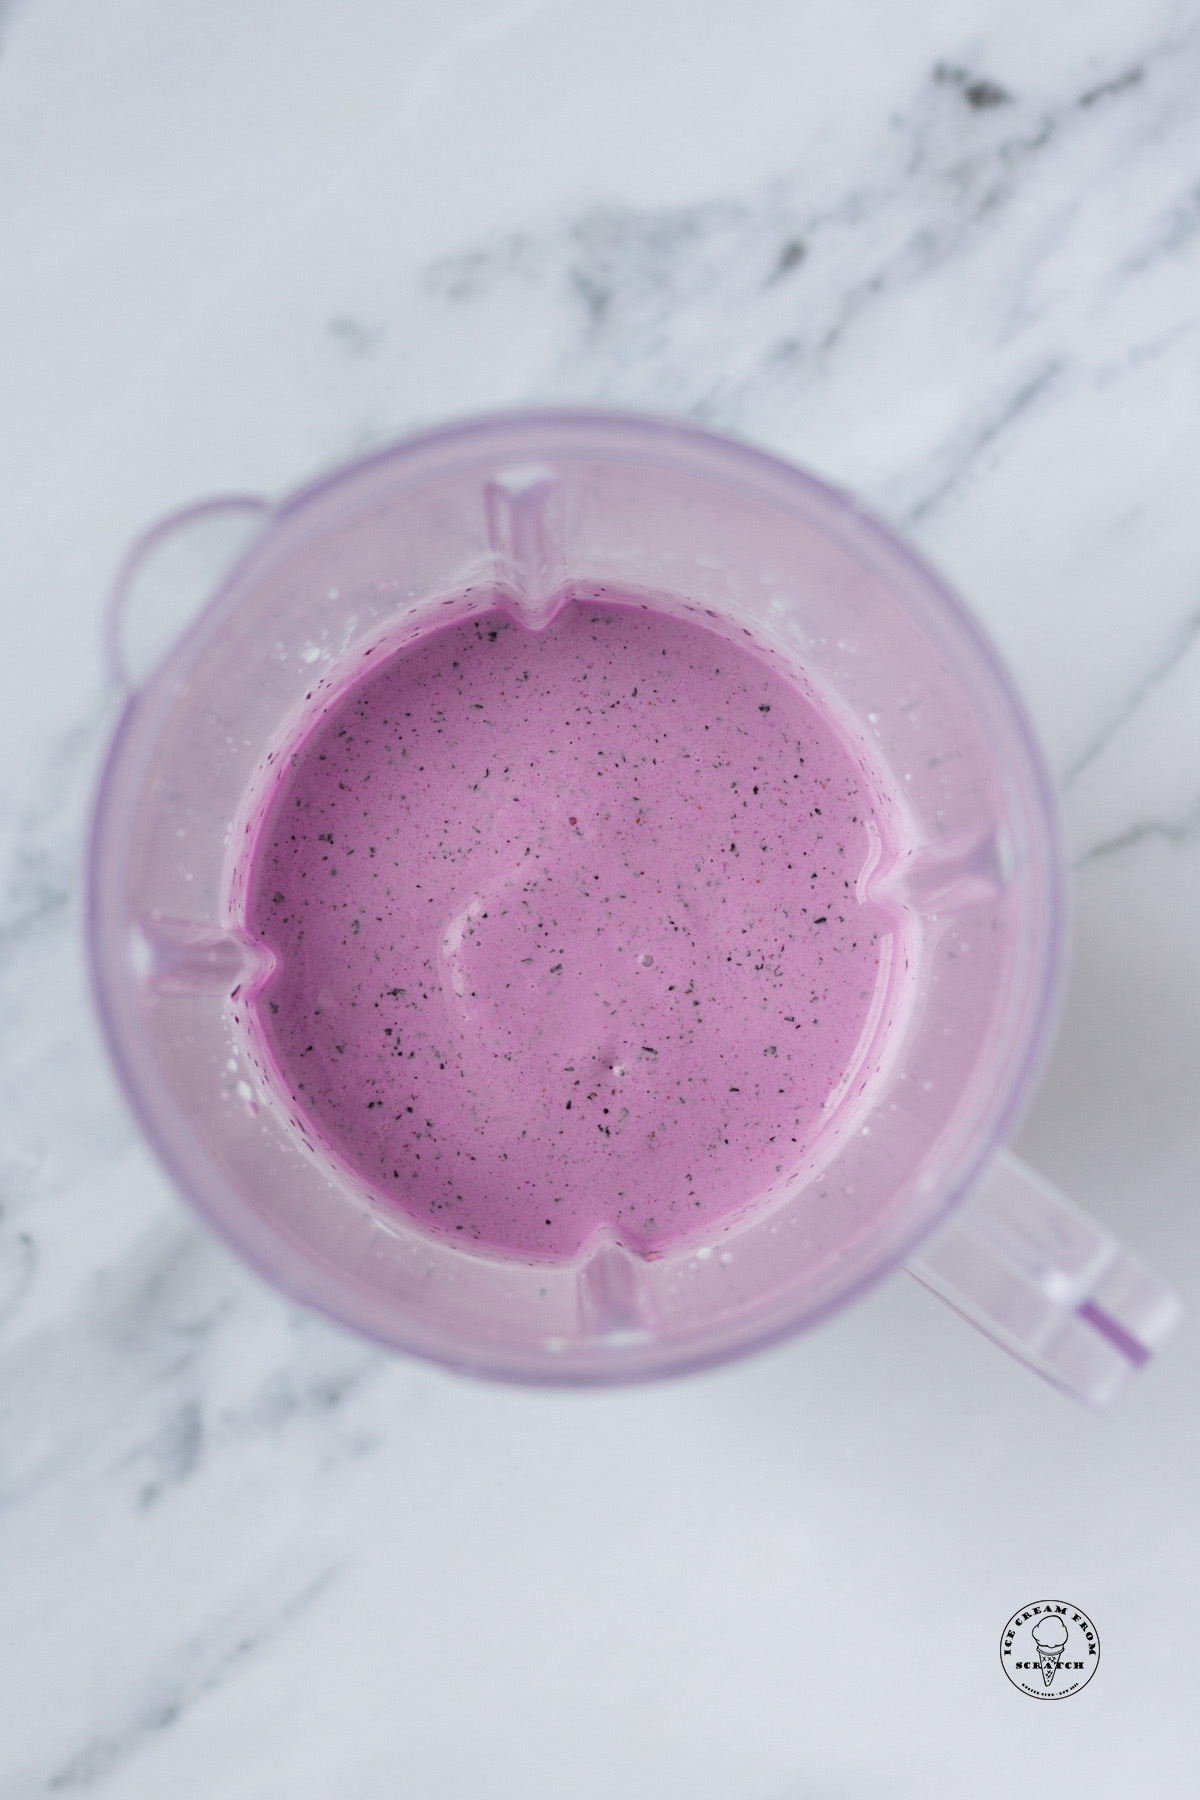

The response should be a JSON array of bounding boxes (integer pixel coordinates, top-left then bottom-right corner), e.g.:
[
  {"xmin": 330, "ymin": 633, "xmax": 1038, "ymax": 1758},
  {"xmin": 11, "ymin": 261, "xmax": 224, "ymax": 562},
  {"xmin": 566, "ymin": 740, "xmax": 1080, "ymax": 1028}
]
[{"xmin": 1000, "ymin": 1601, "xmax": 1099, "ymax": 1699}]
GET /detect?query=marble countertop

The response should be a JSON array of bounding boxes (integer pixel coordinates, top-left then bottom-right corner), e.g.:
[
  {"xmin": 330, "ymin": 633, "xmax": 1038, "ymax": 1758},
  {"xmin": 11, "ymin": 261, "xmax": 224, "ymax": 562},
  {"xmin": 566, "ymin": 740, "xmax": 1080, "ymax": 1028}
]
[{"xmin": 2, "ymin": 2, "xmax": 1199, "ymax": 1793}]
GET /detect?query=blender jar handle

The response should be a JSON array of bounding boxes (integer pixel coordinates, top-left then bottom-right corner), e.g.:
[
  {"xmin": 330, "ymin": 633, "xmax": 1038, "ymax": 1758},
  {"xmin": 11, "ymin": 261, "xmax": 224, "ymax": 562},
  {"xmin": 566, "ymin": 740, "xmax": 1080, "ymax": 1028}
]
[
  {"xmin": 906, "ymin": 1151, "xmax": 1182, "ymax": 1405},
  {"xmin": 106, "ymin": 494, "xmax": 271, "ymax": 691}
]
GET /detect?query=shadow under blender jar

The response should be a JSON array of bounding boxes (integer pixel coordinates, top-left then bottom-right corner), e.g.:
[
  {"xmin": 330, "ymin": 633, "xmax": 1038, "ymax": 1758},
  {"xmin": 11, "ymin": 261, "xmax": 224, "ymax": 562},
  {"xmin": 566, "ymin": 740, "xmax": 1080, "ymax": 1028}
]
[{"xmin": 88, "ymin": 410, "xmax": 1180, "ymax": 1395}]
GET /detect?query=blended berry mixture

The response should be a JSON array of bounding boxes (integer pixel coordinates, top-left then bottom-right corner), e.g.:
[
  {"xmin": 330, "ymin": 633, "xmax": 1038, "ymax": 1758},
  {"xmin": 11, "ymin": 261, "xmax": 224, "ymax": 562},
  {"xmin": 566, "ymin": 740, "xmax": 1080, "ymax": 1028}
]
[{"xmin": 240, "ymin": 596, "xmax": 898, "ymax": 1257}]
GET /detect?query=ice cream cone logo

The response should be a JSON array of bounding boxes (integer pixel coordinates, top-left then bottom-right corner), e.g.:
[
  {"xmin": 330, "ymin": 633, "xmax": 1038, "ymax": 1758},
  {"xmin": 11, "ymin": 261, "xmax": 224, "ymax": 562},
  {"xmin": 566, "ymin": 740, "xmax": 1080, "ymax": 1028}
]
[
  {"xmin": 1031, "ymin": 1615, "xmax": 1069, "ymax": 1686},
  {"xmin": 1000, "ymin": 1599, "xmax": 1099, "ymax": 1699}
]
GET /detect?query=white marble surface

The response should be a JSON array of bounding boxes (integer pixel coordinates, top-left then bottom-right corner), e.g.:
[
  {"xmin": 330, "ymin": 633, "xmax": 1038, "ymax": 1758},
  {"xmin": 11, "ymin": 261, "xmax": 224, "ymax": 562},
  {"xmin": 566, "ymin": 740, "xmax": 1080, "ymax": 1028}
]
[{"xmin": 2, "ymin": 2, "xmax": 1199, "ymax": 1793}]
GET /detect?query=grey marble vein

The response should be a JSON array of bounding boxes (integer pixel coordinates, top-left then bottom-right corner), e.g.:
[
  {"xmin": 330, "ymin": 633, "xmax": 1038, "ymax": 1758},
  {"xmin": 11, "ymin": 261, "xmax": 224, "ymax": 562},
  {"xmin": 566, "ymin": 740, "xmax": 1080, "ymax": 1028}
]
[
  {"xmin": 0, "ymin": 702, "xmax": 134, "ymax": 1236},
  {"xmin": 1065, "ymin": 605, "xmax": 1200, "ymax": 788},
  {"xmin": 409, "ymin": 32, "xmax": 1200, "ymax": 535},
  {"xmin": 903, "ymin": 359, "xmax": 1063, "ymax": 523},
  {"xmin": 27, "ymin": 1567, "xmax": 340, "ymax": 1796},
  {"xmin": 1075, "ymin": 792, "xmax": 1200, "ymax": 866},
  {"xmin": 0, "ymin": 1216, "xmax": 383, "ymax": 1517},
  {"xmin": 0, "ymin": 1222, "xmax": 35, "ymax": 1332},
  {"xmin": 0, "ymin": 707, "xmax": 107, "ymax": 976},
  {"xmin": 1124, "ymin": 179, "xmax": 1200, "ymax": 274}
]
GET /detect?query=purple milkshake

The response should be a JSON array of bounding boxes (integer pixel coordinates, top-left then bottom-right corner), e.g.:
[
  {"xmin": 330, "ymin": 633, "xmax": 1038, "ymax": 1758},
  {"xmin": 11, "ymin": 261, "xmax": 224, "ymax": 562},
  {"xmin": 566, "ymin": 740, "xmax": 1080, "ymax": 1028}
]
[{"xmin": 239, "ymin": 594, "xmax": 902, "ymax": 1259}]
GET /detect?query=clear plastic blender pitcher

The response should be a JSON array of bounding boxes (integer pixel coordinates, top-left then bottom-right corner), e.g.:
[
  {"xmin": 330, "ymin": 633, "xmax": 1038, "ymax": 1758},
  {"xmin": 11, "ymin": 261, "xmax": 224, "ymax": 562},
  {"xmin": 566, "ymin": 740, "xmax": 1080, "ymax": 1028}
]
[{"xmin": 88, "ymin": 410, "xmax": 1180, "ymax": 1398}]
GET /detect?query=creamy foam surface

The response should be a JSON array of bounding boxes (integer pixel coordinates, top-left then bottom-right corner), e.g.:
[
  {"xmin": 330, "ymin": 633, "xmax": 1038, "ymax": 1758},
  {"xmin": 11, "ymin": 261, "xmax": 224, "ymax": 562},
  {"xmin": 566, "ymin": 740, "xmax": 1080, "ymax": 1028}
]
[{"xmin": 241, "ymin": 596, "xmax": 899, "ymax": 1257}]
